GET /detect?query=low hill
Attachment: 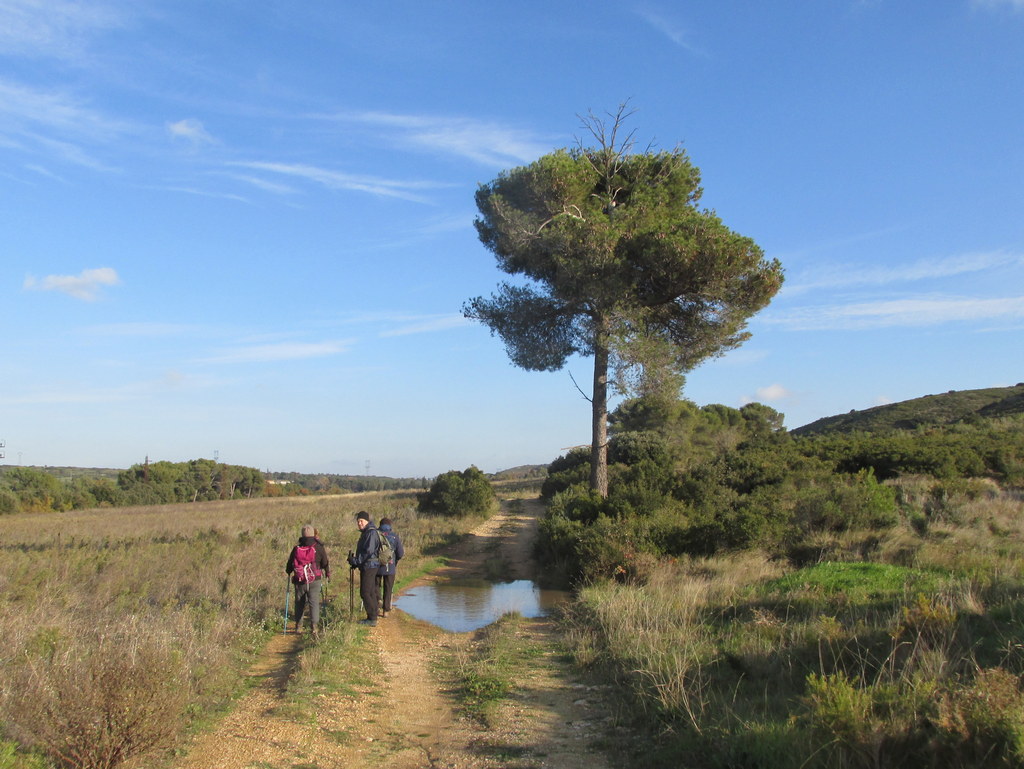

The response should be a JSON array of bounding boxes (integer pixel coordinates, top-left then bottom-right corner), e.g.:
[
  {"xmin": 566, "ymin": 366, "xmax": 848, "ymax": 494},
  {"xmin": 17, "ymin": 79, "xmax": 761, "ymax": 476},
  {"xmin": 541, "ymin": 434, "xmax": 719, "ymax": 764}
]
[
  {"xmin": 791, "ymin": 383, "xmax": 1024, "ymax": 437},
  {"xmin": 489, "ymin": 464, "xmax": 547, "ymax": 480}
]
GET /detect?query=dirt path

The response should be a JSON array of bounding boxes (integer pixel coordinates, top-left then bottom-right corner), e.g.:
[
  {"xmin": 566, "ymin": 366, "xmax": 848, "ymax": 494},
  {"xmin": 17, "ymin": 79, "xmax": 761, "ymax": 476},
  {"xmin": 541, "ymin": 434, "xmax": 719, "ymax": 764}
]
[{"xmin": 169, "ymin": 498, "xmax": 614, "ymax": 769}]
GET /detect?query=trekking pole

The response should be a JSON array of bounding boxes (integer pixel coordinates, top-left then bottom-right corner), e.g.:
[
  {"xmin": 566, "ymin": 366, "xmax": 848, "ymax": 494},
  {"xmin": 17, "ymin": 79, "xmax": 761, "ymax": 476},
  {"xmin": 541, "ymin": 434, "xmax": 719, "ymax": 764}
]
[
  {"xmin": 283, "ymin": 576, "xmax": 291, "ymax": 634},
  {"xmin": 320, "ymin": 579, "xmax": 328, "ymax": 631},
  {"xmin": 348, "ymin": 550, "xmax": 355, "ymax": 621}
]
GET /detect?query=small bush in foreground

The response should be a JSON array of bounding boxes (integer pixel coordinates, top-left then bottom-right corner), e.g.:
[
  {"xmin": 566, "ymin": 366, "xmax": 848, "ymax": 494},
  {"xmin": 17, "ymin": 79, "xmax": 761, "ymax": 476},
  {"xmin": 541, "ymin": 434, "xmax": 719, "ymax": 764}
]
[
  {"xmin": 935, "ymin": 667, "xmax": 1024, "ymax": 765},
  {"xmin": 4, "ymin": 628, "xmax": 187, "ymax": 769}
]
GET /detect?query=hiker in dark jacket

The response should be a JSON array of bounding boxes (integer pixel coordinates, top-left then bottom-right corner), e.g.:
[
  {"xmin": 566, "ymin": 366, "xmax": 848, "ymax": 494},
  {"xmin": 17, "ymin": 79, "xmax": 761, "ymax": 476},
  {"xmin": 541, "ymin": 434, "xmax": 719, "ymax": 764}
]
[
  {"xmin": 285, "ymin": 524, "xmax": 330, "ymax": 636},
  {"xmin": 347, "ymin": 511, "xmax": 381, "ymax": 626},
  {"xmin": 375, "ymin": 517, "xmax": 405, "ymax": 618}
]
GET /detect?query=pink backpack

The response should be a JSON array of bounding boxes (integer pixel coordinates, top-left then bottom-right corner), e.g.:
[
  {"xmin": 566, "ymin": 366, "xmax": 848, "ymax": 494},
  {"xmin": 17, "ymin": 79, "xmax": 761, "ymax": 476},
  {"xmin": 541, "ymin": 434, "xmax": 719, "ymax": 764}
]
[{"xmin": 292, "ymin": 545, "xmax": 322, "ymax": 583}]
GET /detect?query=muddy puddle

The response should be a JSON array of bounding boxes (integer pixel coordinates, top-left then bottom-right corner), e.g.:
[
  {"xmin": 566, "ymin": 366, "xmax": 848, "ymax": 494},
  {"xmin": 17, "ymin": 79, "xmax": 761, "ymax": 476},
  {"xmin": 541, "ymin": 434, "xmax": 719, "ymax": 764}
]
[{"xmin": 396, "ymin": 579, "xmax": 569, "ymax": 632}]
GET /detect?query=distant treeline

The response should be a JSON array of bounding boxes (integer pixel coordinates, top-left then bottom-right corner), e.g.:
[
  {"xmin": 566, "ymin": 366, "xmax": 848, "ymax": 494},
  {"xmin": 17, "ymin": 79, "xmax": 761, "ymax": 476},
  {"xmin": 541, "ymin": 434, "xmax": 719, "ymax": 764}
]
[
  {"xmin": 263, "ymin": 465, "xmax": 546, "ymax": 495},
  {"xmin": 0, "ymin": 459, "xmax": 264, "ymax": 514},
  {"xmin": 0, "ymin": 459, "xmax": 543, "ymax": 514},
  {"xmin": 263, "ymin": 472, "xmax": 429, "ymax": 494}
]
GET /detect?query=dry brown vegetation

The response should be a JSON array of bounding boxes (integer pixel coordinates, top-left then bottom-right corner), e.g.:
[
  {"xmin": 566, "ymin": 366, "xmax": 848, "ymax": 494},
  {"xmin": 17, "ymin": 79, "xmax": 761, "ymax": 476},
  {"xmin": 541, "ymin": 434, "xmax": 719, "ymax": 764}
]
[{"xmin": 0, "ymin": 493, "xmax": 481, "ymax": 769}]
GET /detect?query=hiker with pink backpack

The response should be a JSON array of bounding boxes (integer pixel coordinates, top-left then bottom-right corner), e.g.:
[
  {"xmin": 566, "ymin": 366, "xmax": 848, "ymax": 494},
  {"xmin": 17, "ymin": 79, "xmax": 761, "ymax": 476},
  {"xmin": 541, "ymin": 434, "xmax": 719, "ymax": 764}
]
[{"xmin": 285, "ymin": 524, "xmax": 331, "ymax": 637}]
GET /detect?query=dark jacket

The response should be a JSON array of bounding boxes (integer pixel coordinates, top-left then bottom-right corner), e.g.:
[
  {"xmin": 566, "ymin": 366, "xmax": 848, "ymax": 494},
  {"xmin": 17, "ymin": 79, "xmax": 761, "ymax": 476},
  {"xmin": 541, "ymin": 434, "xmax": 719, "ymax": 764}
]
[
  {"xmin": 377, "ymin": 524, "xmax": 404, "ymax": 576},
  {"xmin": 285, "ymin": 536, "xmax": 330, "ymax": 581},
  {"xmin": 350, "ymin": 523, "xmax": 382, "ymax": 569}
]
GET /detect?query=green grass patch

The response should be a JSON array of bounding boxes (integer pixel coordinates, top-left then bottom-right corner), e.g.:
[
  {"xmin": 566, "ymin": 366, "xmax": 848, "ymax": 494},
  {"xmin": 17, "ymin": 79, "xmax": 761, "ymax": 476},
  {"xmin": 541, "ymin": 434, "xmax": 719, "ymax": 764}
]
[
  {"xmin": 0, "ymin": 740, "xmax": 50, "ymax": 769},
  {"xmin": 757, "ymin": 561, "xmax": 942, "ymax": 603},
  {"xmin": 446, "ymin": 612, "xmax": 526, "ymax": 726}
]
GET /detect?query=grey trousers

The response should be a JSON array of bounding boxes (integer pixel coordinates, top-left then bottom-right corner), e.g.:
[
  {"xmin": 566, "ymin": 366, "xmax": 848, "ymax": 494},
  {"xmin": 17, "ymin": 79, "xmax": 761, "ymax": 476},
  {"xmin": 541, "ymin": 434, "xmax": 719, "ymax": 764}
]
[{"xmin": 294, "ymin": 578, "xmax": 322, "ymax": 628}]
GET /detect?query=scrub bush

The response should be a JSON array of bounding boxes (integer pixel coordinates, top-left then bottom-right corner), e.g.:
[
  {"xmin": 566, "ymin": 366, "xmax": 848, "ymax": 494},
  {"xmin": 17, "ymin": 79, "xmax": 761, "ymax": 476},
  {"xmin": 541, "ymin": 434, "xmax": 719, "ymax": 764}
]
[
  {"xmin": 936, "ymin": 667, "xmax": 1024, "ymax": 765},
  {"xmin": 417, "ymin": 466, "xmax": 497, "ymax": 518},
  {"xmin": 4, "ymin": 627, "xmax": 187, "ymax": 769},
  {"xmin": 540, "ymin": 448, "xmax": 590, "ymax": 499}
]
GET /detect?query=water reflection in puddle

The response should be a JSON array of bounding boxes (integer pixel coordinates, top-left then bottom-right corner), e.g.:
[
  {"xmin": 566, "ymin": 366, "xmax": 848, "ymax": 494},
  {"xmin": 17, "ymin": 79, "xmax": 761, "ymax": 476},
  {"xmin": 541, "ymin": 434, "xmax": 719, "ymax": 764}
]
[{"xmin": 396, "ymin": 580, "xmax": 568, "ymax": 632}]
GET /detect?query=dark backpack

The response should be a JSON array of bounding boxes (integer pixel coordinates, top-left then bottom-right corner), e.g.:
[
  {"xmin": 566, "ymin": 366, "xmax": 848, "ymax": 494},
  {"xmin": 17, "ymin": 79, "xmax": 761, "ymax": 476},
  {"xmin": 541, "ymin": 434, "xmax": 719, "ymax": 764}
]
[
  {"xmin": 292, "ymin": 545, "xmax": 322, "ymax": 583},
  {"xmin": 376, "ymin": 530, "xmax": 395, "ymax": 568}
]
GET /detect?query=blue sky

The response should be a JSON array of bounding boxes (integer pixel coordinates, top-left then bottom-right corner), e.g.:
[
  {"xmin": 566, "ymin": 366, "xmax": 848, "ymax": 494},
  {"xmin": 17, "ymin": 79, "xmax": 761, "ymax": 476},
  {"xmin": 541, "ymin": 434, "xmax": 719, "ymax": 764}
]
[{"xmin": 2, "ymin": 1, "xmax": 1022, "ymax": 477}]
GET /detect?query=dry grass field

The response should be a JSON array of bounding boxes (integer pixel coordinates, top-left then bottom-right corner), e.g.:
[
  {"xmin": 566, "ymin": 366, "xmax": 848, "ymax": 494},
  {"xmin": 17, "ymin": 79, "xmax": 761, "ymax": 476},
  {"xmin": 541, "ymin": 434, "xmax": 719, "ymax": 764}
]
[{"xmin": 0, "ymin": 492, "xmax": 480, "ymax": 769}]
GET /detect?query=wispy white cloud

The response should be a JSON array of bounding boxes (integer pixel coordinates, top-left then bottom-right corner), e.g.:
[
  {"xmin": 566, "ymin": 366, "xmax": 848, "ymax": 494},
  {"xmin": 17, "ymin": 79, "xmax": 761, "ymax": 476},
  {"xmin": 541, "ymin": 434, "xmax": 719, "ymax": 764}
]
[
  {"xmin": 755, "ymin": 384, "xmax": 793, "ymax": 401},
  {"xmin": 198, "ymin": 340, "xmax": 351, "ymax": 364},
  {"xmin": 785, "ymin": 250, "xmax": 1022, "ymax": 295},
  {"xmin": 229, "ymin": 160, "xmax": 446, "ymax": 203},
  {"xmin": 157, "ymin": 185, "xmax": 250, "ymax": 204},
  {"xmin": 24, "ymin": 163, "xmax": 66, "ymax": 182},
  {"xmin": 23, "ymin": 266, "xmax": 120, "ymax": 301},
  {"xmin": 324, "ymin": 111, "xmax": 550, "ymax": 167},
  {"xmin": 715, "ymin": 347, "xmax": 770, "ymax": 366},
  {"xmin": 415, "ymin": 212, "xmax": 474, "ymax": 236},
  {"xmin": 740, "ymin": 383, "xmax": 794, "ymax": 406},
  {"xmin": 767, "ymin": 294, "xmax": 1024, "ymax": 330},
  {"xmin": 1, "ymin": 385, "xmax": 138, "ymax": 405},
  {"xmin": 221, "ymin": 173, "xmax": 298, "ymax": 195},
  {"xmin": 634, "ymin": 7, "xmax": 703, "ymax": 54},
  {"xmin": 0, "ymin": 371, "xmax": 212, "ymax": 406},
  {"xmin": 0, "ymin": 78, "xmax": 128, "ymax": 170},
  {"xmin": 32, "ymin": 134, "xmax": 114, "ymax": 170},
  {"xmin": 84, "ymin": 322, "xmax": 200, "ymax": 337},
  {"xmin": 328, "ymin": 310, "xmax": 472, "ymax": 336},
  {"xmin": 0, "ymin": 0, "xmax": 125, "ymax": 60},
  {"xmin": 379, "ymin": 314, "xmax": 471, "ymax": 337},
  {"xmin": 0, "ymin": 78, "xmax": 128, "ymax": 139},
  {"xmin": 972, "ymin": 0, "xmax": 1024, "ymax": 10},
  {"xmin": 167, "ymin": 118, "xmax": 215, "ymax": 146}
]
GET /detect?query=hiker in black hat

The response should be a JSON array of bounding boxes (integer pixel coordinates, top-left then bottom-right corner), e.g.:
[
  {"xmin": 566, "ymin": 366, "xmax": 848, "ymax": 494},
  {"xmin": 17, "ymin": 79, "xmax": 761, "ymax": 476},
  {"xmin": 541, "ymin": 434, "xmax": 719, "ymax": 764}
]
[{"xmin": 347, "ymin": 511, "xmax": 381, "ymax": 626}]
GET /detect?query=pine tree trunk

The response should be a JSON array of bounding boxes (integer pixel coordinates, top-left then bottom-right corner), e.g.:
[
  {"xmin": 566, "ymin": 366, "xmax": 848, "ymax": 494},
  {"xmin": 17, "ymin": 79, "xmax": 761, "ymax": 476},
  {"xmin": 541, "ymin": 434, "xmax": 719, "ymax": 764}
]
[{"xmin": 590, "ymin": 324, "xmax": 609, "ymax": 497}]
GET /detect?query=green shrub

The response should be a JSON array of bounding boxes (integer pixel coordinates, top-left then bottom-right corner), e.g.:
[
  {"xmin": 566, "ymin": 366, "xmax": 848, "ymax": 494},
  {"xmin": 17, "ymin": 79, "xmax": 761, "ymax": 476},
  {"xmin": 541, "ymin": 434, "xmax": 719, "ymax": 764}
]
[
  {"xmin": 540, "ymin": 462, "xmax": 590, "ymax": 500},
  {"xmin": 535, "ymin": 511, "xmax": 586, "ymax": 585},
  {"xmin": 0, "ymin": 486, "xmax": 19, "ymax": 515},
  {"xmin": 538, "ymin": 508, "xmax": 635, "ymax": 584},
  {"xmin": 540, "ymin": 448, "xmax": 590, "ymax": 499},
  {"xmin": 608, "ymin": 430, "xmax": 672, "ymax": 467},
  {"xmin": 794, "ymin": 470, "xmax": 898, "ymax": 533},
  {"xmin": 546, "ymin": 484, "xmax": 607, "ymax": 524},
  {"xmin": 606, "ymin": 459, "xmax": 675, "ymax": 517},
  {"xmin": 804, "ymin": 671, "xmax": 882, "ymax": 756},
  {"xmin": 416, "ymin": 466, "xmax": 497, "ymax": 518}
]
